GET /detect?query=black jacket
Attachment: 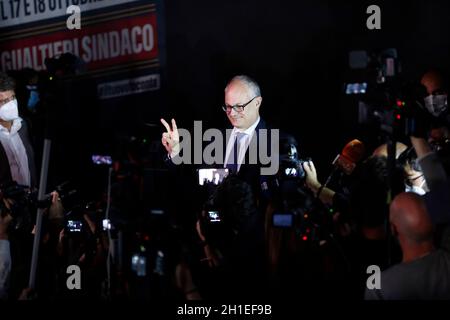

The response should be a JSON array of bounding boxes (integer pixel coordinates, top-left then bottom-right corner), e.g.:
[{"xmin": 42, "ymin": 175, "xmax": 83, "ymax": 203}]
[{"xmin": 0, "ymin": 119, "xmax": 37, "ymax": 188}]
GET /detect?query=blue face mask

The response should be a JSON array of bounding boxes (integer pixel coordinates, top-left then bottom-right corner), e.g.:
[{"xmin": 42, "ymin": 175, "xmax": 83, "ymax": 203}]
[{"xmin": 27, "ymin": 85, "xmax": 40, "ymax": 111}]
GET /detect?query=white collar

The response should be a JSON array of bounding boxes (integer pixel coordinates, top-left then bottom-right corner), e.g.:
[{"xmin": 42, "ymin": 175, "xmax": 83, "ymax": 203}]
[{"xmin": 0, "ymin": 118, "xmax": 22, "ymax": 135}]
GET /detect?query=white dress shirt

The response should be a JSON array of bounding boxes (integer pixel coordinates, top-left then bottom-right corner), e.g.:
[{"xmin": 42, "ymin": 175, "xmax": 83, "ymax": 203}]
[
  {"xmin": 0, "ymin": 118, "xmax": 31, "ymax": 186},
  {"xmin": 224, "ymin": 116, "xmax": 260, "ymax": 172}
]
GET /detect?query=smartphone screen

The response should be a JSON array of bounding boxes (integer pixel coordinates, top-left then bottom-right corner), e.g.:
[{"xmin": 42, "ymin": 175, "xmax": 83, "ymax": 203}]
[
  {"xmin": 345, "ymin": 82, "xmax": 367, "ymax": 95},
  {"xmin": 67, "ymin": 220, "xmax": 83, "ymax": 232},
  {"xmin": 198, "ymin": 168, "xmax": 229, "ymax": 185},
  {"xmin": 208, "ymin": 211, "xmax": 221, "ymax": 223},
  {"xmin": 91, "ymin": 155, "xmax": 113, "ymax": 165}
]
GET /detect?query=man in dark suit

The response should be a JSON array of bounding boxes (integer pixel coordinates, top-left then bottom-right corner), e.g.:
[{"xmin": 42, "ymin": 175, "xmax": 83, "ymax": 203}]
[
  {"xmin": 0, "ymin": 72, "xmax": 37, "ymax": 189},
  {"xmin": 161, "ymin": 75, "xmax": 277, "ymax": 298},
  {"xmin": 161, "ymin": 75, "xmax": 278, "ymax": 194}
]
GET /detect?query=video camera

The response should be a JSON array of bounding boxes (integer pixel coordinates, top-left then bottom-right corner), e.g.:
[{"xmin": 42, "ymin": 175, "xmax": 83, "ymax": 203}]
[
  {"xmin": 261, "ymin": 134, "xmax": 331, "ymax": 241},
  {"xmin": 277, "ymin": 134, "xmax": 309, "ymax": 181},
  {"xmin": 0, "ymin": 181, "xmax": 78, "ymax": 231},
  {"xmin": 345, "ymin": 49, "xmax": 429, "ymax": 138}
]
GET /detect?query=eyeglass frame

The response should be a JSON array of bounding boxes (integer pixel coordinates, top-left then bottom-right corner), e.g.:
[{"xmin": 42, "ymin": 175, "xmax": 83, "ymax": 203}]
[
  {"xmin": 222, "ymin": 96, "xmax": 258, "ymax": 113},
  {"xmin": 0, "ymin": 94, "xmax": 15, "ymax": 108}
]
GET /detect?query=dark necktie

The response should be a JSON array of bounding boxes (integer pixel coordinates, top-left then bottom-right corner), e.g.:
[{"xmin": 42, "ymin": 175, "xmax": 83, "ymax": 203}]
[{"xmin": 226, "ymin": 132, "xmax": 245, "ymax": 174}]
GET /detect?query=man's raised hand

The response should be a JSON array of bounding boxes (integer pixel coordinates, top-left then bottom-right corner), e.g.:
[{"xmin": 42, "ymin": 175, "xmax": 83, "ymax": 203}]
[{"xmin": 161, "ymin": 118, "xmax": 180, "ymax": 157}]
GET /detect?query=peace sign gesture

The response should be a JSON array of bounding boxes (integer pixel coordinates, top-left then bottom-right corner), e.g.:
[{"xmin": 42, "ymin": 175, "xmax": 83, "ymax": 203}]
[{"xmin": 161, "ymin": 118, "xmax": 180, "ymax": 157}]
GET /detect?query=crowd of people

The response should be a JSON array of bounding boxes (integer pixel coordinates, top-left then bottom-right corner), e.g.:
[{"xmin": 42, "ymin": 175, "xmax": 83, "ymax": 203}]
[{"xmin": 1, "ymin": 70, "xmax": 450, "ymax": 301}]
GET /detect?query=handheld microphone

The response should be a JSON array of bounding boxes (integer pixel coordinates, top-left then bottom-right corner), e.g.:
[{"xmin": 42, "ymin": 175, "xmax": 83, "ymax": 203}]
[
  {"xmin": 332, "ymin": 139, "xmax": 365, "ymax": 175},
  {"xmin": 317, "ymin": 140, "xmax": 365, "ymax": 199}
]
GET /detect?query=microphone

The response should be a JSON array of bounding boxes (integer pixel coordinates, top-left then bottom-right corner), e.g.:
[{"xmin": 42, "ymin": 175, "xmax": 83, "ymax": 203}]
[
  {"xmin": 332, "ymin": 139, "xmax": 365, "ymax": 175},
  {"xmin": 316, "ymin": 140, "xmax": 365, "ymax": 199}
]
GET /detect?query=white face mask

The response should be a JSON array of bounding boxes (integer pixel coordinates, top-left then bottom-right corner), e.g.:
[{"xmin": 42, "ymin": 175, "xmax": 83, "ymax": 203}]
[
  {"xmin": 0, "ymin": 98, "xmax": 19, "ymax": 121},
  {"xmin": 424, "ymin": 94, "xmax": 448, "ymax": 117}
]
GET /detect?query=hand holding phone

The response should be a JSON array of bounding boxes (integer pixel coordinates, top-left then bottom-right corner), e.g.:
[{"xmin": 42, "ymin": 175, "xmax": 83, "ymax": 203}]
[
  {"xmin": 198, "ymin": 168, "xmax": 229, "ymax": 185},
  {"xmin": 66, "ymin": 220, "xmax": 83, "ymax": 232}
]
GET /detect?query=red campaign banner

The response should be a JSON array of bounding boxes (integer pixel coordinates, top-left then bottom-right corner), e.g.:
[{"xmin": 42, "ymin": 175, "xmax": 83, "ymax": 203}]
[{"xmin": 0, "ymin": 13, "xmax": 159, "ymax": 72}]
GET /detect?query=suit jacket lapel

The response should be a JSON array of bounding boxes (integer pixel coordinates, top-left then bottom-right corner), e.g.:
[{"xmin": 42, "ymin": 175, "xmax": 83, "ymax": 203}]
[{"xmin": 18, "ymin": 120, "xmax": 37, "ymax": 188}]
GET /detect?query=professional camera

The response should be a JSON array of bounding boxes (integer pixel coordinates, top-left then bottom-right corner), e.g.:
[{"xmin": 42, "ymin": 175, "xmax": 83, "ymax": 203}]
[
  {"xmin": 0, "ymin": 183, "xmax": 35, "ymax": 231},
  {"xmin": 0, "ymin": 181, "xmax": 78, "ymax": 231},
  {"xmin": 345, "ymin": 49, "xmax": 429, "ymax": 138},
  {"xmin": 270, "ymin": 169, "xmax": 329, "ymax": 241},
  {"xmin": 0, "ymin": 182, "xmax": 33, "ymax": 205},
  {"xmin": 262, "ymin": 134, "xmax": 331, "ymax": 241}
]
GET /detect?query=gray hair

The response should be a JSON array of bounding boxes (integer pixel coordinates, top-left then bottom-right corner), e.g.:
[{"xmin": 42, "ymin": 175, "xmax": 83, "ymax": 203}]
[{"xmin": 227, "ymin": 75, "xmax": 261, "ymax": 97}]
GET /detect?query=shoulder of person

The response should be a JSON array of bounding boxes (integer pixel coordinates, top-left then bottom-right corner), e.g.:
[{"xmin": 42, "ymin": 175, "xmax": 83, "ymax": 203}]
[
  {"xmin": 18, "ymin": 118, "xmax": 29, "ymax": 131},
  {"xmin": 256, "ymin": 118, "xmax": 268, "ymax": 130}
]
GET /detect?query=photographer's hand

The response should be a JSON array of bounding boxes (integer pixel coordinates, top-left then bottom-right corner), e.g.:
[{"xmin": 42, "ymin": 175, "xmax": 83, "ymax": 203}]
[
  {"xmin": 161, "ymin": 118, "xmax": 180, "ymax": 158},
  {"xmin": 303, "ymin": 160, "xmax": 321, "ymax": 192}
]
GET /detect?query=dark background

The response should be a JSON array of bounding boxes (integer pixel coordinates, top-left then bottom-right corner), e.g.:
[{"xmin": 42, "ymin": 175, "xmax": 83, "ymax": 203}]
[
  {"xmin": 45, "ymin": 0, "xmax": 450, "ymax": 196},
  {"xmin": 162, "ymin": 0, "xmax": 450, "ymax": 165}
]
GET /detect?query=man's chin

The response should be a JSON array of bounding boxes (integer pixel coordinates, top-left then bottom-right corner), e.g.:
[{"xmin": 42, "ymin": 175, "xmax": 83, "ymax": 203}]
[{"xmin": 230, "ymin": 119, "xmax": 243, "ymax": 128}]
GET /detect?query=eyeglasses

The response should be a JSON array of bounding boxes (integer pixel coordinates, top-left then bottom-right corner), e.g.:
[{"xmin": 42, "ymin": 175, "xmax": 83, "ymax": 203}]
[
  {"xmin": 0, "ymin": 94, "xmax": 15, "ymax": 107},
  {"xmin": 222, "ymin": 96, "xmax": 257, "ymax": 113},
  {"xmin": 431, "ymin": 89, "xmax": 446, "ymax": 96}
]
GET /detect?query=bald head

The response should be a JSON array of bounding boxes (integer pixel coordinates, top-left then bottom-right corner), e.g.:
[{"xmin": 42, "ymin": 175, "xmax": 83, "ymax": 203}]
[{"xmin": 390, "ymin": 192, "xmax": 434, "ymax": 244}]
